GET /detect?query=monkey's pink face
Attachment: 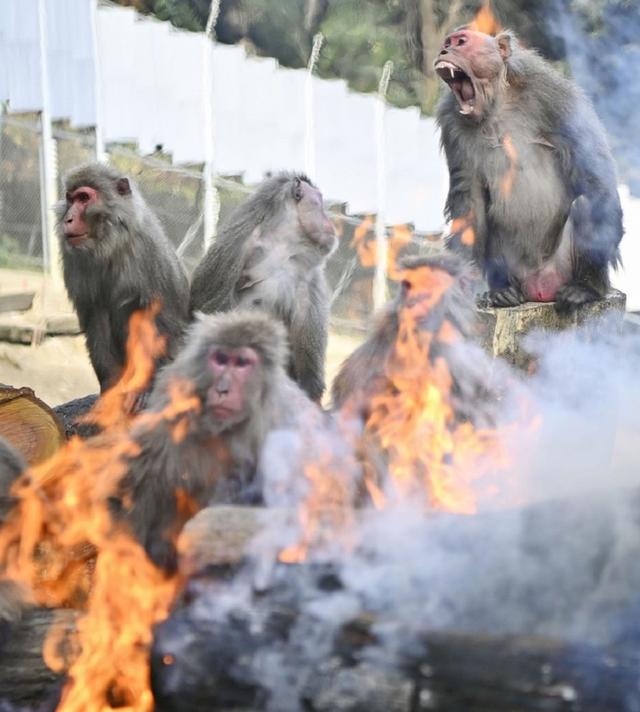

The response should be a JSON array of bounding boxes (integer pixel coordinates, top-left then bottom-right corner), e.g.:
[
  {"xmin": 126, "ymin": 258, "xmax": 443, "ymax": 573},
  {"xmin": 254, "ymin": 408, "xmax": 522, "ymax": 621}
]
[
  {"xmin": 206, "ymin": 347, "xmax": 260, "ymax": 428},
  {"xmin": 295, "ymin": 179, "xmax": 337, "ymax": 255},
  {"xmin": 62, "ymin": 186, "xmax": 100, "ymax": 247},
  {"xmin": 434, "ymin": 30, "xmax": 507, "ymax": 120}
]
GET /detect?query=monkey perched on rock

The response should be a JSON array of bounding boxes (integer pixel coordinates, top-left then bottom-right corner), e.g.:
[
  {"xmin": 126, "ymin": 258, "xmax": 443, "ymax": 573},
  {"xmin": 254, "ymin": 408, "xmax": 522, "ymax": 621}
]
[
  {"xmin": 190, "ymin": 173, "xmax": 337, "ymax": 402},
  {"xmin": 434, "ymin": 28, "xmax": 623, "ymax": 312},
  {"xmin": 116, "ymin": 310, "xmax": 326, "ymax": 570},
  {"xmin": 57, "ymin": 163, "xmax": 190, "ymax": 392}
]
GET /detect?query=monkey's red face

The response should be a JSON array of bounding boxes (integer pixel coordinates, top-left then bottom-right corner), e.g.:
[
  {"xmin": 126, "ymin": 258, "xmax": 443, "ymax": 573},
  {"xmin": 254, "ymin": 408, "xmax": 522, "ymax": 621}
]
[
  {"xmin": 206, "ymin": 347, "xmax": 261, "ymax": 429},
  {"xmin": 434, "ymin": 30, "xmax": 509, "ymax": 120},
  {"xmin": 62, "ymin": 186, "xmax": 100, "ymax": 247},
  {"xmin": 294, "ymin": 179, "xmax": 337, "ymax": 255}
]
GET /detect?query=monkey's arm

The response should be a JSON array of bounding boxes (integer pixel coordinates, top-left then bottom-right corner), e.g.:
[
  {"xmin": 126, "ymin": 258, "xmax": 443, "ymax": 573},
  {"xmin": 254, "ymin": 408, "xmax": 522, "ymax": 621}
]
[
  {"xmin": 82, "ymin": 308, "xmax": 124, "ymax": 391},
  {"xmin": 115, "ymin": 444, "xmax": 181, "ymax": 572},
  {"xmin": 438, "ymin": 108, "xmax": 483, "ymax": 258},
  {"xmin": 289, "ymin": 272, "xmax": 329, "ymax": 403},
  {"xmin": 553, "ymin": 101, "xmax": 624, "ymax": 306},
  {"xmin": 189, "ymin": 243, "xmax": 243, "ymax": 314}
]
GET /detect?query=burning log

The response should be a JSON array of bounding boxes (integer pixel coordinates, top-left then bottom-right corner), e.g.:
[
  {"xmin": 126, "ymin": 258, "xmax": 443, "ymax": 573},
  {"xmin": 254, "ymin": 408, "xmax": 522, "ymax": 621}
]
[
  {"xmin": 152, "ymin": 611, "xmax": 640, "ymax": 712},
  {"xmin": 476, "ymin": 289, "xmax": 626, "ymax": 370},
  {"xmin": 0, "ymin": 608, "xmax": 76, "ymax": 707},
  {"xmin": 151, "ymin": 488, "xmax": 640, "ymax": 712}
]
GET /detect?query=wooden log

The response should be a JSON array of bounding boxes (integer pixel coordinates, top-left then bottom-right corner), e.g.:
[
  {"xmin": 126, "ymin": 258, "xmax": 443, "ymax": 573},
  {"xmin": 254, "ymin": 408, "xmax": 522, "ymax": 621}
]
[
  {"xmin": 0, "ymin": 314, "xmax": 81, "ymax": 346},
  {"xmin": 178, "ymin": 506, "xmax": 283, "ymax": 575},
  {"xmin": 0, "ymin": 293, "xmax": 35, "ymax": 314},
  {"xmin": 0, "ymin": 387, "xmax": 64, "ymax": 465},
  {"xmin": 152, "ymin": 604, "xmax": 640, "ymax": 712},
  {"xmin": 475, "ymin": 290, "xmax": 626, "ymax": 370},
  {"xmin": 153, "ymin": 489, "xmax": 640, "ymax": 711},
  {"xmin": 0, "ymin": 608, "xmax": 75, "ymax": 707}
]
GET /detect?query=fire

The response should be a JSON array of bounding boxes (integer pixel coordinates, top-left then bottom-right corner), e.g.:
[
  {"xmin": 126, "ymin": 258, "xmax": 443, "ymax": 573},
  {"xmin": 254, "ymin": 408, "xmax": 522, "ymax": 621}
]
[
  {"xmin": 501, "ymin": 134, "xmax": 518, "ymax": 198},
  {"xmin": 365, "ymin": 264, "xmax": 509, "ymax": 513},
  {"xmin": 278, "ymin": 458, "xmax": 355, "ymax": 564},
  {"xmin": 0, "ymin": 306, "xmax": 199, "ymax": 711},
  {"xmin": 451, "ymin": 212, "xmax": 475, "ymax": 247},
  {"xmin": 469, "ymin": 2, "xmax": 502, "ymax": 35},
  {"xmin": 352, "ymin": 218, "xmax": 413, "ymax": 278},
  {"xmin": 278, "ymin": 250, "xmax": 515, "ymax": 567}
]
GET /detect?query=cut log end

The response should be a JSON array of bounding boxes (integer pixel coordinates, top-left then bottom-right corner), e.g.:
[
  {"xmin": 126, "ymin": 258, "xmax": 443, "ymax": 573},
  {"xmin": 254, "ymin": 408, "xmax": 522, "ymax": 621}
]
[
  {"xmin": 0, "ymin": 386, "xmax": 65, "ymax": 465},
  {"xmin": 475, "ymin": 290, "xmax": 627, "ymax": 370}
]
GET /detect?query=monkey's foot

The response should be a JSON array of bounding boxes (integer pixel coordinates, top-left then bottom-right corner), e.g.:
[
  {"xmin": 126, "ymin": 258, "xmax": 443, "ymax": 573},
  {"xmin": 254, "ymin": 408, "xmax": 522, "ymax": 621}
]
[
  {"xmin": 480, "ymin": 286, "xmax": 526, "ymax": 308},
  {"xmin": 554, "ymin": 284, "xmax": 601, "ymax": 314}
]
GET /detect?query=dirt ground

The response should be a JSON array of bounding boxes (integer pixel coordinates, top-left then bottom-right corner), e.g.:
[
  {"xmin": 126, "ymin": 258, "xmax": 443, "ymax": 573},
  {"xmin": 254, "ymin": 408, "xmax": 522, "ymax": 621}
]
[{"xmin": 0, "ymin": 268, "xmax": 363, "ymax": 408}]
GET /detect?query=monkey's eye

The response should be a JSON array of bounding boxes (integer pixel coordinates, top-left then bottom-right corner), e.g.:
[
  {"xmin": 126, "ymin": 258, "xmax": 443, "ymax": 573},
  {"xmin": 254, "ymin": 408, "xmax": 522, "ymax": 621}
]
[
  {"xmin": 401, "ymin": 279, "xmax": 412, "ymax": 293},
  {"xmin": 65, "ymin": 192, "xmax": 72, "ymax": 203},
  {"xmin": 457, "ymin": 36, "xmax": 467, "ymax": 46},
  {"xmin": 235, "ymin": 356, "xmax": 251, "ymax": 368},
  {"xmin": 211, "ymin": 350, "xmax": 229, "ymax": 366},
  {"xmin": 76, "ymin": 191, "xmax": 91, "ymax": 203},
  {"xmin": 293, "ymin": 180, "xmax": 304, "ymax": 202}
]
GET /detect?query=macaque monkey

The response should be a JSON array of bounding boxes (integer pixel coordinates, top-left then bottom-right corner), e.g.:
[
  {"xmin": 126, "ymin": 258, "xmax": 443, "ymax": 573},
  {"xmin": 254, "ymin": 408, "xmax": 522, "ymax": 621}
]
[
  {"xmin": 190, "ymin": 173, "xmax": 337, "ymax": 401},
  {"xmin": 435, "ymin": 28, "xmax": 623, "ymax": 312}
]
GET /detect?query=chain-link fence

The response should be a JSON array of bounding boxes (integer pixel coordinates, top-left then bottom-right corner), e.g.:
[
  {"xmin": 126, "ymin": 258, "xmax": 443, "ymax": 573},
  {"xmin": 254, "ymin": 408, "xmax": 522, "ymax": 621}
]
[{"xmin": 0, "ymin": 112, "xmax": 443, "ymax": 333}]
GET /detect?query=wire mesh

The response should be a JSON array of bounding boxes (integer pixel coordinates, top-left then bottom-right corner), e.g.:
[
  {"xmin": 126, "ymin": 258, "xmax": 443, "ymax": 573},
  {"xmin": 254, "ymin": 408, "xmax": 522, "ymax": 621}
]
[{"xmin": 0, "ymin": 112, "xmax": 443, "ymax": 333}]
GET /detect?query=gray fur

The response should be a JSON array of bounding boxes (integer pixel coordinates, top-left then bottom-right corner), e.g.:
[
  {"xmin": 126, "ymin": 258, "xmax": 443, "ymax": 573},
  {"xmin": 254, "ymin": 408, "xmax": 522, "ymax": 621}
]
[
  {"xmin": 0, "ymin": 436, "xmax": 25, "ymax": 522},
  {"xmin": 190, "ymin": 172, "xmax": 336, "ymax": 401},
  {"xmin": 117, "ymin": 310, "xmax": 325, "ymax": 570},
  {"xmin": 435, "ymin": 30, "xmax": 623, "ymax": 310},
  {"xmin": 331, "ymin": 254, "xmax": 487, "ymax": 422},
  {"xmin": 0, "ymin": 437, "xmax": 27, "ymax": 625},
  {"xmin": 56, "ymin": 163, "xmax": 190, "ymax": 391}
]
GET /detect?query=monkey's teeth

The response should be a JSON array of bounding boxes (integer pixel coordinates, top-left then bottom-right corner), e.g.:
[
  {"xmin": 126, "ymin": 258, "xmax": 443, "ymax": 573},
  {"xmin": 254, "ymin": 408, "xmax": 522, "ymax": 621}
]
[{"xmin": 449, "ymin": 67, "xmax": 455, "ymax": 78}]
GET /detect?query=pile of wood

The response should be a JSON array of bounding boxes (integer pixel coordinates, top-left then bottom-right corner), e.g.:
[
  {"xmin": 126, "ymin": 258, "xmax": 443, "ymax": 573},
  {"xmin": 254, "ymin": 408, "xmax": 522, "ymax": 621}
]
[
  {"xmin": 0, "ymin": 386, "xmax": 64, "ymax": 465},
  {"xmin": 2, "ymin": 486, "xmax": 640, "ymax": 710}
]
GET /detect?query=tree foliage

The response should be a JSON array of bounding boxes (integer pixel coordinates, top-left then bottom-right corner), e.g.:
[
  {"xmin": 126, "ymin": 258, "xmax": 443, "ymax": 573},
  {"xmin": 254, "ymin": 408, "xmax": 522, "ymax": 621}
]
[{"xmin": 110, "ymin": 1, "xmax": 631, "ymax": 121}]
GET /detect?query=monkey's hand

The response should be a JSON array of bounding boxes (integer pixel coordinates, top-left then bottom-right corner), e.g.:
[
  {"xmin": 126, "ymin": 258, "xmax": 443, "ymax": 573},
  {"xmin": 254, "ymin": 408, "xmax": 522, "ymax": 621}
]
[
  {"xmin": 147, "ymin": 538, "xmax": 179, "ymax": 575},
  {"xmin": 554, "ymin": 283, "xmax": 601, "ymax": 314},
  {"xmin": 479, "ymin": 286, "xmax": 525, "ymax": 309}
]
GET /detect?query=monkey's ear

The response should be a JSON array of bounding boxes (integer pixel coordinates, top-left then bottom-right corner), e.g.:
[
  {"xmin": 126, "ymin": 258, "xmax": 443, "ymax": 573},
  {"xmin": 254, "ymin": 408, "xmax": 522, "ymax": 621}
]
[
  {"xmin": 116, "ymin": 177, "xmax": 132, "ymax": 196},
  {"xmin": 496, "ymin": 33, "xmax": 512, "ymax": 61}
]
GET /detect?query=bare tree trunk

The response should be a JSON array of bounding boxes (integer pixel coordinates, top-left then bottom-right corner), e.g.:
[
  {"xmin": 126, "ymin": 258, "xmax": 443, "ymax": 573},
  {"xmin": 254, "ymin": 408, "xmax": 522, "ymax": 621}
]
[{"xmin": 304, "ymin": 0, "xmax": 328, "ymax": 32}]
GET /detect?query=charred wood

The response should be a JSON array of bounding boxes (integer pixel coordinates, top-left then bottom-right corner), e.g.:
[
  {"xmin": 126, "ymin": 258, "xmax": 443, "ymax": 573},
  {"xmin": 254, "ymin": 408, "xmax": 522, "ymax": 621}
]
[{"xmin": 0, "ymin": 609, "xmax": 74, "ymax": 707}]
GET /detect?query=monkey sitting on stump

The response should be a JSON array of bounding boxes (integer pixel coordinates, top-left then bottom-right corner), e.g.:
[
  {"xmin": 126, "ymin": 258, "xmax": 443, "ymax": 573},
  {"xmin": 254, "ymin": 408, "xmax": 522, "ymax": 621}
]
[
  {"xmin": 57, "ymin": 163, "xmax": 190, "ymax": 395},
  {"xmin": 434, "ymin": 28, "xmax": 624, "ymax": 312},
  {"xmin": 190, "ymin": 173, "xmax": 337, "ymax": 402},
  {"xmin": 116, "ymin": 310, "xmax": 327, "ymax": 571}
]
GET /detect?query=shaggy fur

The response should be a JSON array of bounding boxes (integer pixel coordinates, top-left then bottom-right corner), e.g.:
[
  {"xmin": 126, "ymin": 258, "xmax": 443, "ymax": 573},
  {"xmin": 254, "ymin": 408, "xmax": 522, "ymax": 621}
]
[
  {"xmin": 56, "ymin": 163, "xmax": 190, "ymax": 390},
  {"xmin": 190, "ymin": 173, "xmax": 336, "ymax": 401},
  {"xmin": 435, "ymin": 30, "xmax": 623, "ymax": 311}
]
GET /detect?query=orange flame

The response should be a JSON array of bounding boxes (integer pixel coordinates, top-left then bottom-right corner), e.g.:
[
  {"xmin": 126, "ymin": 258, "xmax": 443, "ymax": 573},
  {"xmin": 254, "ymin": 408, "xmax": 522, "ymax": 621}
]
[
  {"xmin": 365, "ymin": 264, "xmax": 510, "ymax": 512},
  {"xmin": 352, "ymin": 218, "xmax": 414, "ymax": 278},
  {"xmin": 501, "ymin": 134, "xmax": 518, "ymax": 198},
  {"xmin": 469, "ymin": 2, "xmax": 502, "ymax": 35},
  {"xmin": 0, "ymin": 306, "xmax": 200, "ymax": 711},
  {"xmin": 278, "ymin": 460, "xmax": 355, "ymax": 564},
  {"xmin": 450, "ymin": 212, "xmax": 476, "ymax": 247}
]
